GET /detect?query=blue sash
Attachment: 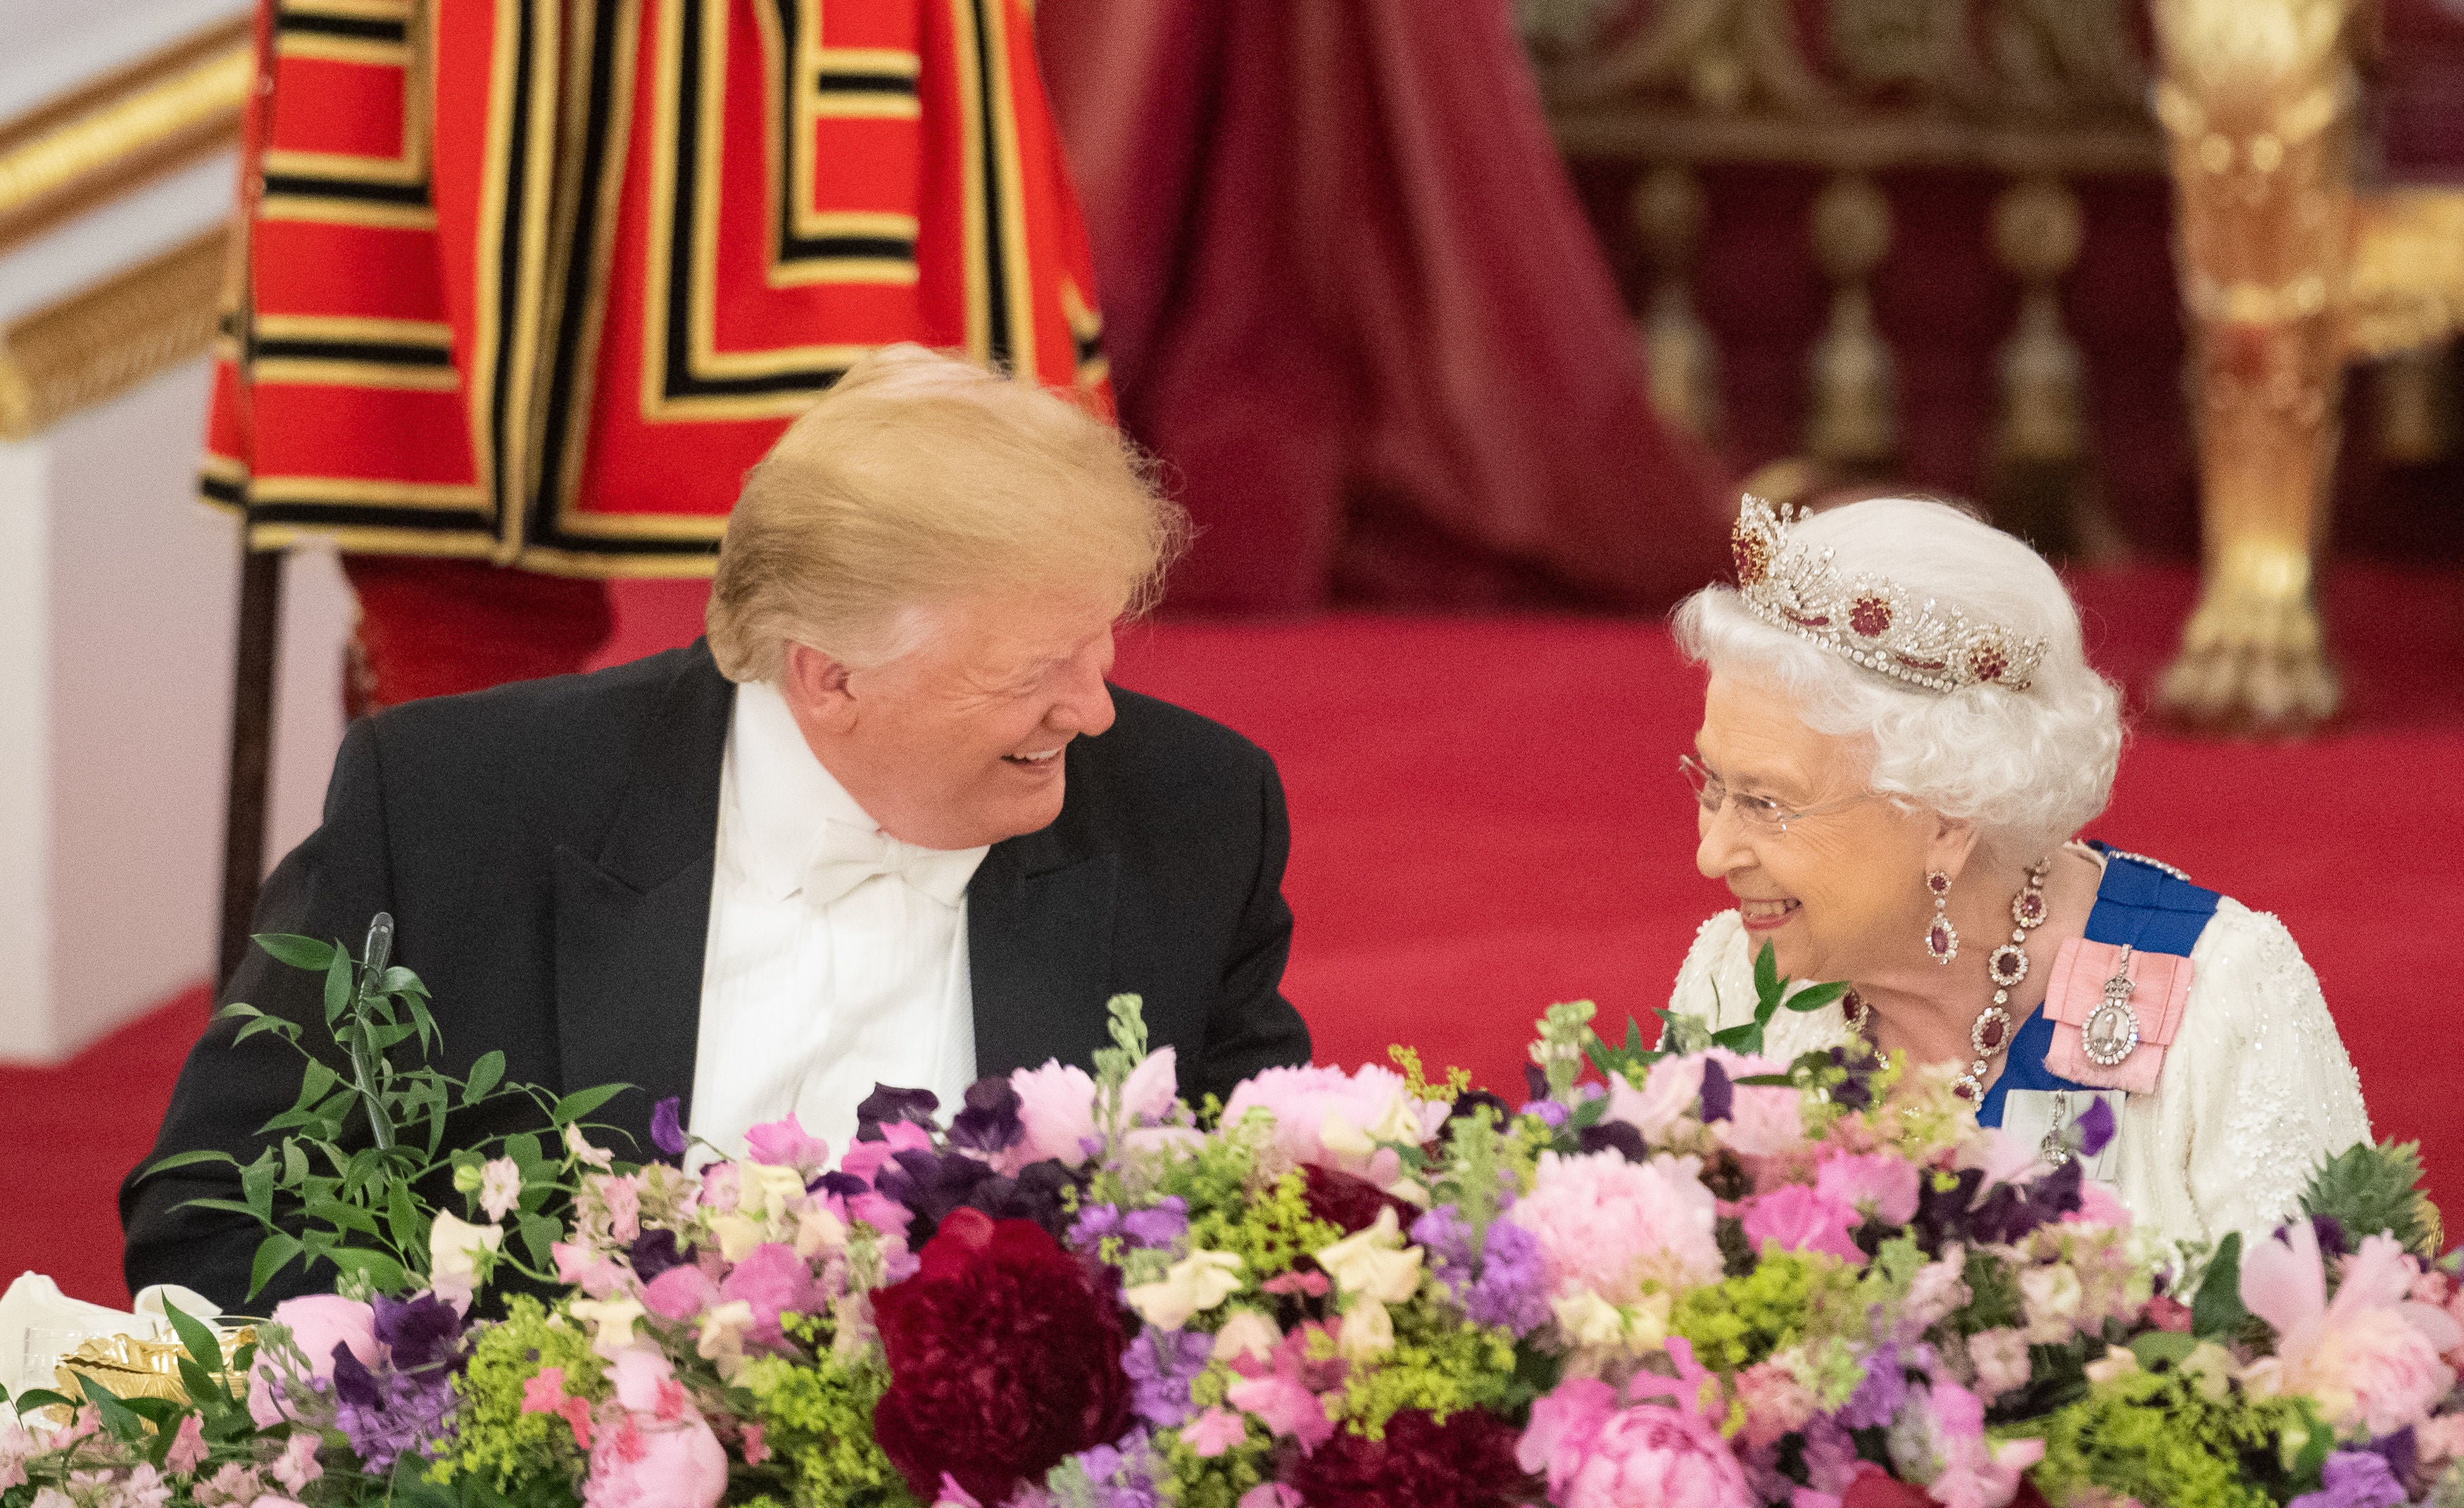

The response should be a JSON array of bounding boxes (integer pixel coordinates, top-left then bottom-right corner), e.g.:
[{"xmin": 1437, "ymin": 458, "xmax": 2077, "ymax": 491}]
[{"xmin": 1975, "ymin": 846, "xmax": 2222, "ymax": 1128}]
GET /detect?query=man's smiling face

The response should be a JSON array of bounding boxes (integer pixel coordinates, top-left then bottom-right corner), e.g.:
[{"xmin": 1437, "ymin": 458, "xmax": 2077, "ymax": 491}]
[{"xmin": 781, "ymin": 589, "xmax": 1122, "ymax": 850}]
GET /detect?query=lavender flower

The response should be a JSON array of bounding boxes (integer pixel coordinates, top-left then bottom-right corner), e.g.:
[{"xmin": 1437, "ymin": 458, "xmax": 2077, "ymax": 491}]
[
  {"xmin": 1411, "ymin": 1205, "xmax": 1476, "ymax": 1304},
  {"xmin": 1063, "ymin": 1428, "xmax": 1168, "ymax": 1508},
  {"xmin": 1122, "ymin": 1328, "xmax": 1214, "ymax": 1428},
  {"xmin": 1838, "ymin": 1343, "xmax": 1907, "ymax": 1431},
  {"xmin": 2075, "ymin": 1095, "xmax": 2116, "ymax": 1157},
  {"xmin": 2289, "ymin": 1451, "xmax": 2408, "ymax": 1508},
  {"xmin": 1464, "ymin": 1218, "xmax": 1551, "ymax": 1336},
  {"xmin": 329, "ymin": 1348, "xmax": 459, "ymax": 1473},
  {"xmin": 1070, "ymin": 1198, "xmax": 1188, "ymax": 1255}
]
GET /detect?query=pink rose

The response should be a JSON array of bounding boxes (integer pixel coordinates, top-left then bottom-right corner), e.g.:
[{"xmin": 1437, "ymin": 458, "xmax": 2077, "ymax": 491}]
[
  {"xmin": 1814, "ymin": 1152, "xmax": 1919, "ymax": 1226},
  {"xmin": 1217, "ymin": 1064, "xmax": 1445, "ymax": 1179},
  {"xmin": 741, "ymin": 1114, "xmax": 831, "ymax": 1175},
  {"xmin": 1507, "ymin": 1150, "xmax": 1725, "ymax": 1303},
  {"xmin": 1741, "ymin": 1185, "xmax": 1866, "ymax": 1265},
  {"xmin": 247, "ymin": 1295, "xmax": 378, "ymax": 1427},
  {"xmin": 585, "ymin": 1413, "xmax": 728, "ymax": 1508},
  {"xmin": 1006, "ymin": 1060, "xmax": 1100, "ymax": 1170},
  {"xmin": 1519, "ymin": 1376, "xmax": 1755, "ymax": 1508},
  {"xmin": 2244, "ymin": 1225, "xmax": 2460, "ymax": 1435},
  {"xmin": 1734, "ymin": 1361, "xmax": 1817, "ymax": 1448}
]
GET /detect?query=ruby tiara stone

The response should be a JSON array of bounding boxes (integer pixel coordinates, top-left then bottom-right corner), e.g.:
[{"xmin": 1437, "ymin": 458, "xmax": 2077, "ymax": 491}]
[{"xmin": 1728, "ymin": 496, "xmax": 2049, "ymax": 696}]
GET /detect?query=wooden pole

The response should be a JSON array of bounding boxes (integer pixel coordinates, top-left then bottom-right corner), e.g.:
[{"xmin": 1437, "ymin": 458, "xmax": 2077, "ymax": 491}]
[{"xmin": 218, "ymin": 542, "xmax": 283, "ymax": 986}]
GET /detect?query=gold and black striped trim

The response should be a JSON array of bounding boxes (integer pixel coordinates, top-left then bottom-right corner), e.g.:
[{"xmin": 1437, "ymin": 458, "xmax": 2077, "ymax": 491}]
[
  {"xmin": 761, "ymin": 0, "xmax": 919, "ymax": 286},
  {"xmin": 249, "ymin": 313, "xmax": 457, "ymax": 389}
]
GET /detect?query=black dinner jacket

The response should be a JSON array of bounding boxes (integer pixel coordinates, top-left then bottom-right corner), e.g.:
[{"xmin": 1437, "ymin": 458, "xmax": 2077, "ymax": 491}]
[{"xmin": 122, "ymin": 641, "xmax": 1309, "ymax": 1310}]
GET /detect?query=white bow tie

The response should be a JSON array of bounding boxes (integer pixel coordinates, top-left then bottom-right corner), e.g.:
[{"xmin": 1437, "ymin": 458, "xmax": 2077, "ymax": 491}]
[{"xmin": 801, "ymin": 820, "xmax": 986, "ymax": 909}]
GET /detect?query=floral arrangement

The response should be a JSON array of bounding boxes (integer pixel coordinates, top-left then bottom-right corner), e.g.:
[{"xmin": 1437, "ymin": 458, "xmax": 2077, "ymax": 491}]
[{"xmin": 4, "ymin": 927, "xmax": 2461, "ymax": 1508}]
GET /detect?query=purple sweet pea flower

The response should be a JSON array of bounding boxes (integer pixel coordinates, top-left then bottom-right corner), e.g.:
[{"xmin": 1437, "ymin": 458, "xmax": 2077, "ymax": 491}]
[
  {"xmin": 371, "ymin": 1293, "xmax": 462, "ymax": 1376},
  {"xmin": 1577, "ymin": 1119, "xmax": 1646, "ymax": 1162},
  {"xmin": 947, "ymin": 1078, "xmax": 1025, "ymax": 1156},
  {"xmin": 2074, "ymin": 1095, "xmax": 2116, "ymax": 1158},
  {"xmin": 1697, "ymin": 1058, "xmax": 1734, "ymax": 1123},
  {"xmin": 854, "ymin": 1083, "xmax": 941, "ymax": 1141},
  {"xmin": 2361, "ymin": 1427, "xmax": 2416, "ymax": 1486},
  {"xmin": 629, "ymin": 1226, "xmax": 692, "ymax": 1281},
  {"xmin": 1411, "ymin": 1205, "xmax": 1476, "ymax": 1303},
  {"xmin": 649, "ymin": 1096, "xmax": 688, "ymax": 1158},
  {"xmin": 2289, "ymin": 1450, "xmax": 2408, "ymax": 1508}
]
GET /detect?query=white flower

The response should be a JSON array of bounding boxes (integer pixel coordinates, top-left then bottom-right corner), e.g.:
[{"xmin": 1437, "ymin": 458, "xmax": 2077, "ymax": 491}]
[
  {"xmin": 1314, "ymin": 1208, "xmax": 1423, "ymax": 1305},
  {"xmin": 696, "ymin": 1299, "xmax": 757, "ymax": 1379},
  {"xmin": 738, "ymin": 1163, "xmax": 808, "ymax": 1226},
  {"xmin": 1337, "ymin": 1297, "xmax": 1396, "ymax": 1361},
  {"xmin": 2082, "ymin": 1344, "xmax": 2139, "ymax": 1386},
  {"xmin": 795, "ymin": 1202, "xmax": 848, "ymax": 1259},
  {"xmin": 1552, "ymin": 1291, "xmax": 1630, "ymax": 1349},
  {"xmin": 570, "ymin": 1296, "xmax": 646, "ymax": 1358},
  {"xmin": 479, "ymin": 1157, "xmax": 522, "ymax": 1221},
  {"xmin": 1212, "ymin": 1309, "xmax": 1282, "ymax": 1364},
  {"xmin": 428, "ymin": 1211, "xmax": 504, "ymax": 1305},
  {"xmin": 1124, "ymin": 1250, "xmax": 1245, "ymax": 1330},
  {"xmin": 707, "ymin": 1212, "xmax": 768, "ymax": 1262}
]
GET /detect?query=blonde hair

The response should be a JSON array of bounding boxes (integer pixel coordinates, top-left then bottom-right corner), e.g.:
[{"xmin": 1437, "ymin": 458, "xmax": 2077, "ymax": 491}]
[
  {"xmin": 1673, "ymin": 496, "xmax": 2125, "ymax": 866},
  {"xmin": 707, "ymin": 345, "xmax": 1188, "ymax": 681}
]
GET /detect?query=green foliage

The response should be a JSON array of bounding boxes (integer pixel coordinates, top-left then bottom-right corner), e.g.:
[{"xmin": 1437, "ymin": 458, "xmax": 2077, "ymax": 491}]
[
  {"xmin": 142, "ymin": 915, "xmax": 634, "ymax": 1298},
  {"xmin": 2301, "ymin": 1141, "xmax": 2444, "ymax": 1261},
  {"xmin": 2192, "ymin": 1231, "xmax": 2251, "ymax": 1339},
  {"xmin": 1164, "ymin": 1161, "xmax": 1345, "ymax": 1286},
  {"xmin": 734, "ymin": 1350, "xmax": 919, "ymax": 1508},
  {"xmin": 2028, "ymin": 1362, "xmax": 2327, "ymax": 1508},
  {"xmin": 1670, "ymin": 1250, "xmax": 1864, "ymax": 1374},
  {"xmin": 429, "ymin": 1295, "xmax": 603, "ymax": 1497},
  {"xmin": 1330, "ymin": 1306, "xmax": 1526, "ymax": 1440},
  {"xmin": 1585, "ymin": 942, "xmax": 1848, "ymax": 1083}
]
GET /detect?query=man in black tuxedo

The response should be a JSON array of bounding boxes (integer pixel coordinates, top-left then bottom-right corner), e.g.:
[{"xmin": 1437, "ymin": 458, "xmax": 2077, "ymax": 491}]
[{"xmin": 125, "ymin": 347, "xmax": 1310, "ymax": 1309}]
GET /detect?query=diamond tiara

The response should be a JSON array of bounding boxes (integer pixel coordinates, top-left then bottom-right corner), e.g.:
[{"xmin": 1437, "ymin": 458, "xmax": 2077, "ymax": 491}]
[{"xmin": 1728, "ymin": 495, "xmax": 2047, "ymax": 695}]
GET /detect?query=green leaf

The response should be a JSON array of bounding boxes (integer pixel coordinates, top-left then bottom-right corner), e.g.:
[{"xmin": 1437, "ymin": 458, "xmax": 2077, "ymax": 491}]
[
  {"xmin": 387, "ymin": 1180, "xmax": 419, "ymax": 1253},
  {"xmin": 1752, "ymin": 941, "xmax": 1780, "ymax": 1007},
  {"xmin": 9, "ymin": 1388, "xmax": 74, "ymax": 1413},
  {"xmin": 1710, "ymin": 1022, "xmax": 1763, "ymax": 1055},
  {"xmin": 247, "ymin": 1232, "xmax": 303, "ymax": 1298},
  {"xmin": 463, "ymin": 1050, "xmax": 505, "ymax": 1105},
  {"xmin": 139, "ymin": 1148, "xmax": 237, "ymax": 1178},
  {"xmin": 176, "ymin": 1355, "xmax": 226, "ymax": 1407},
  {"xmin": 303, "ymin": 1196, "xmax": 386, "ymax": 1239},
  {"xmin": 161, "ymin": 1300, "xmax": 224, "ymax": 1376},
  {"xmin": 73, "ymin": 1372, "xmax": 149, "ymax": 1438},
  {"xmin": 240, "ymin": 1149, "xmax": 276, "ymax": 1219},
  {"xmin": 254, "ymin": 934, "xmax": 337, "ymax": 972},
  {"xmin": 298, "ymin": 1057, "xmax": 339, "ymax": 1105},
  {"xmin": 323, "ymin": 950, "xmax": 354, "ymax": 1025},
  {"xmin": 549, "ymin": 1083, "xmax": 624, "ymax": 1126},
  {"xmin": 1785, "ymin": 980, "xmax": 1851, "ymax": 1014},
  {"xmin": 378, "ymin": 965, "xmax": 428, "ymax": 997},
  {"xmin": 2192, "ymin": 1231, "xmax": 2249, "ymax": 1338},
  {"xmin": 215, "ymin": 1003, "xmax": 264, "ymax": 1022},
  {"xmin": 234, "ymin": 1014, "xmax": 301, "ymax": 1046},
  {"xmin": 327, "ymin": 1246, "xmax": 409, "ymax": 1293},
  {"xmin": 281, "ymin": 1139, "xmax": 310, "ymax": 1187},
  {"xmin": 518, "ymin": 1212, "xmax": 559, "ymax": 1267},
  {"xmin": 2127, "ymin": 1329, "xmax": 2200, "ymax": 1369},
  {"xmin": 175, "ymin": 1196, "xmax": 272, "ymax": 1223}
]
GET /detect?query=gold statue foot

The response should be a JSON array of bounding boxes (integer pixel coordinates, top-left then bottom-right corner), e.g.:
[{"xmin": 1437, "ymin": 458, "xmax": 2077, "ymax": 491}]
[{"xmin": 2156, "ymin": 545, "xmax": 2342, "ymax": 731}]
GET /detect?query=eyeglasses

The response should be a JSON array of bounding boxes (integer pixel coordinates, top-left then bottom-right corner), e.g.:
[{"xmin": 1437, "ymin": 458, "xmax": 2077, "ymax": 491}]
[{"xmin": 1679, "ymin": 753, "xmax": 1866, "ymax": 834}]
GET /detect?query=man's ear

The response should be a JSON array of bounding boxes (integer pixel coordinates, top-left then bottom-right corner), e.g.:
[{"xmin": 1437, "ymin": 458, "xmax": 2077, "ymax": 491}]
[{"xmin": 779, "ymin": 641, "xmax": 857, "ymax": 731}]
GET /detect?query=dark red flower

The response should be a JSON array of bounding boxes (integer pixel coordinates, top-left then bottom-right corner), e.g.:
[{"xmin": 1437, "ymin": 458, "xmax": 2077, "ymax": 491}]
[
  {"xmin": 1302, "ymin": 1164, "xmax": 1424, "ymax": 1236},
  {"xmin": 871, "ymin": 1208, "xmax": 1133, "ymax": 1505},
  {"xmin": 1840, "ymin": 1465, "xmax": 1939, "ymax": 1508},
  {"xmin": 1284, "ymin": 1408, "xmax": 1530, "ymax": 1508}
]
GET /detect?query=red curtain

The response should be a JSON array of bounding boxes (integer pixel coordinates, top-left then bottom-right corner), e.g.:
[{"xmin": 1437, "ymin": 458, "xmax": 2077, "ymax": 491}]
[{"xmin": 1034, "ymin": 0, "xmax": 1735, "ymax": 613}]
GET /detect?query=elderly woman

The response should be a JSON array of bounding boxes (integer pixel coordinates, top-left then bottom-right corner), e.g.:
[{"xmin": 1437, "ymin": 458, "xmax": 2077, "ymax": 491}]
[{"xmin": 1667, "ymin": 496, "xmax": 2368, "ymax": 1248}]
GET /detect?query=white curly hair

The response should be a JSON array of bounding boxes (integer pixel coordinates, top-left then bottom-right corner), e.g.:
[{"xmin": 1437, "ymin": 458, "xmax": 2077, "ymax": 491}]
[{"xmin": 1672, "ymin": 496, "xmax": 2125, "ymax": 865}]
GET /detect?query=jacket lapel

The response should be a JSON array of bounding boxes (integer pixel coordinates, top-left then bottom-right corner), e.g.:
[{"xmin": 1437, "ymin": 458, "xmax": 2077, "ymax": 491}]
[
  {"xmin": 553, "ymin": 644, "xmax": 734, "ymax": 1157},
  {"xmin": 967, "ymin": 817, "xmax": 1119, "ymax": 1079}
]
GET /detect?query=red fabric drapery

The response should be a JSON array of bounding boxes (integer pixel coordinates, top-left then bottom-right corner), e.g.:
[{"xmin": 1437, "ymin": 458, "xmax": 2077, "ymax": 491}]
[{"xmin": 1036, "ymin": 0, "xmax": 1735, "ymax": 613}]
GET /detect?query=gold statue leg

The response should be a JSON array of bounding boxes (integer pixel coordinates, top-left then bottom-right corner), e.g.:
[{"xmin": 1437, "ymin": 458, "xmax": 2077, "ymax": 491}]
[{"xmin": 2151, "ymin": 0, "xmax": 2358, "ymax": 732}]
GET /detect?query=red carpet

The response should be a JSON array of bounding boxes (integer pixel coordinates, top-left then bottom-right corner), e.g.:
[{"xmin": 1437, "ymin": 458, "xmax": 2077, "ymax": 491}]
[{"xmin": 7, "ymin": 563, "xmax": 2458, "ymax": 1307}]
